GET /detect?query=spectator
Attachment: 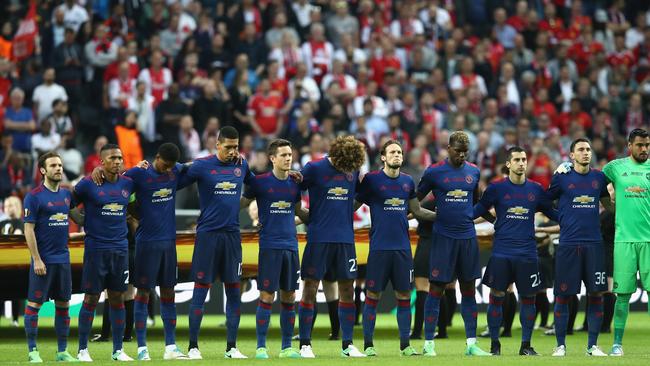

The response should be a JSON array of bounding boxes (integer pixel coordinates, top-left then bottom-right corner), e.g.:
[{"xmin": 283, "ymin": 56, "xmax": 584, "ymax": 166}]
[
  {"xmin": 84, "ymin": 135, "xmax": 107, "ymax": 175},
  {"xmin": 493, "ymin": 7, "xmax": 517, "ymax": 49},
  {"xmin": 84, "ymin": 24, "xmax": 118, "ymax": 78},
  {"xmin": 31, "ymin": 68, "xmax": 68, "ymax": 123},
  {"xmin": 197, "ymin": 135, "xmax": 217, "ymax": 158},
  {"xmin": 247, "ymin": 78, "xmax": 284, "ymax": 139},
  {"xmin": 0, "ymin": 149, "xmax": 31, "ymax": 199},
  {"xmin": 224, "ymin": 53, "xmax": 259, "ymax": 90},
  {"xmin": 556, "ymin": 98, "xmax": 593, "ymax": 136},
  {"xmin": 54, "ymin": 0, "xmax": 89, "ymax": 33},
  {"xmin": 265, "ymin": 11, "xmax": 300, "ymax": 50},
  {"xmin": 138, "ymin": 50, "xmax": 173, "ymax": 107},
  {"xmin": 178, "ymin": 114, "xmax": 200, "ymax": 160},
  {"xmin": 301, "ymin": 23, "xmax": 334, "ymax": 84},
  {"xmin": 192, "ymin": 80, "xmax": 228, "ymax": 135},
  {"xmin": 235, "ymin": 23, "xmax": 268, "ymax": 71},
  {"xmin": 127, "ymin": 81, "xmax": 156, "ymax": 143},
  {"xmin": 288, "ymin": 62, "xmax": 320, "ymax": 104},
  {"xmin": 42, "ymin": 99, "xmax": 73, "ymax": 143},
  {"xmin": 31, "ymin": 119, "xmax": 61, "ymax": 158},
  {"xmin": 52, "ymin": 28, "xmax": 84, "ymax": 109},
  {"xmin": 57, "ymin": 137, "xmax": 83, "ymax": 181},
  {"xmin": 449, "ymin": 57, "xmax": 488, "ymax": 98},
  {"xmin": 326, "ymin": 1, "xmax": 359, "ymax": 49},
  {"xmin": 350, "ymin": 98, "xmax": 388, "ymax": 137},
  {"xmin": 3, "ymin": 88, "xmax": 36, "ymax": 154},
  {"xmin": 115, "ymin": 110, "xmax": 143, "ymax": 169}
]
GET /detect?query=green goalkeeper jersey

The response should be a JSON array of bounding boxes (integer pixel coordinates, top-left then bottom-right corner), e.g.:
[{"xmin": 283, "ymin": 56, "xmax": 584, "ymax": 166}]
[{"xmin": 602, "ymin": 157, "xmax": 650, "ymax": 243}]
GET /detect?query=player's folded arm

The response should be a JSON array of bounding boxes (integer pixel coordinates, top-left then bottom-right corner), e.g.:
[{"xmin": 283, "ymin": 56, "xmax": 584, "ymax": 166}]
[{"xmin": 408, "ymin": 198, "xmax": 436, "ymax": 221}]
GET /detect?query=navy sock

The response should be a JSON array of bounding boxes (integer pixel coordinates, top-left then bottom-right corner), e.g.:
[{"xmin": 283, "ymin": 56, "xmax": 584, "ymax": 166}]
[
  {"xmin": 134, "ymin": 294, "xmax": 149, "ymax": 348},
  {"xmin": 298, "ymin": 301, "xmax": 314, "ymax": 346},
  {"xmin": 519, "ymin": 296, "xmax": 535, "ymax": 343},
  {"xmin": 24, "ymin": 305, "xmax": 40, "ymax": 351},
  {"xmin": 280, "ymin": 303, "xmax": 295, "ymax": 350},
  {"xmin": 487, "ymin": 294, "xmax": 504, "ymax": 341},
  {"xmin": 339, "ymin": 301, "xmax": 356, "ymax": 345},
  {"xmin": 424, "ymin": 290, "xmax": 442, "ymax": 340},
  {"xmin": 362, "ymin": 297, "xmax": 378, "ymax": 345},
  {"xmin": 256, "ymin": 301, "xmax": 272, "ymax": 348},
  {"xmin": 54, "ymin": 307, "xmax": 70, "ymax": 352},
  {"xmin": 110, "ymin": 303, "xmax": 126, "ymax": 352},
  {"xmin": 188, "ymin": 283, "xmax": 210, "ymax": 346},
  {"xmin": 160, "ymin": 295, "xmax": 177, "ymax": 346},
  {"xmin": 396, "ymin": 299, "xmax": 411, "ymax": 347},
  {"xmin": 587, "ymin": 296, "xmax": 604, "ymax": 348},
  {"xmin": 554, "ymin": 295, "xmax": 570, "ymax": 346},
  {"xmin": 461, "ymin": 289, "xmax": 478, "ymax": 338},
  {"xmin": 224, "ymin": 283, "xmax": 241, "ymax": 346},
  {"xmin": 77, "ymin": 302, "xmax": 96, "ymax": 351}
]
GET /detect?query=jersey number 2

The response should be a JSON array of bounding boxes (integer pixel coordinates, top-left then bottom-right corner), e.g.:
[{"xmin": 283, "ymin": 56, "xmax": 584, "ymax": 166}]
[{"xmin": 349, "ymin": 259, "xmax": 357, "ymax": 273}]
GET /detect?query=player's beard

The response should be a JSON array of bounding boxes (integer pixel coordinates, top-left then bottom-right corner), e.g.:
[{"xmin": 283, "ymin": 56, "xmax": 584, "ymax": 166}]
[
  {"xmin": 387, "ymin": 162, "xmax": 402, "ymax": 169},
  {"xmin": 633, "ymin": 153, "xmax": 648, "ymax": 163}
]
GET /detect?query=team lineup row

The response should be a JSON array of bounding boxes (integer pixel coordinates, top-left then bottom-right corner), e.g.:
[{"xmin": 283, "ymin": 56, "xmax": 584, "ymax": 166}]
[{"xmin": 21, "ymin": 126, "xmax": 650, "ymax": 362}]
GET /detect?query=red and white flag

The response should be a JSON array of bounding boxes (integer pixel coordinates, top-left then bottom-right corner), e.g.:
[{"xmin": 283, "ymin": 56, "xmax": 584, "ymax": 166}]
[{"xmin": 12, "ymin": 1, "xmax": 38, "ymax": 61}]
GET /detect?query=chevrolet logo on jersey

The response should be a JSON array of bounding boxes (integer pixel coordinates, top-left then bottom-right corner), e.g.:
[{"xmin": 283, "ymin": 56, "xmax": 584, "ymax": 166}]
[
  {"xmin": 507, "ymin": 206, "xmax": 529, "ymax": 214},
  {"xmin": 270, "ymin": 201, "xmax": 292, "ymax": 209},
  {"xmin": 573, "ymin": 195, "xmax": 595, "ymax": 204},
  {"xmin": 625, "ymin": 186, "xmax": 647, "ymax": 194},
  {"xmin": 48, "ymin": 212, "xmax": 68, "ymax": 226},
  {"xmin": 327, "ymin": 187, "xmax": 349, "ymax": 201},
  {"xmin": 384, "ymin": 198, "xmax": 405, "ymax": 206},
  {"xmin": 215, "ymin": 182, "xmax": 237, "ymax": 190},
  {"xmin": 447, "ymin": 189, "xmax": 468, "ymax": 198},
  {"xmin": 101, "ymin": 203, "xmax": 124, "ymax": 216},
  {"xmin": 152, "ymin": 188, "xmax": 172, "ymax": 198}
]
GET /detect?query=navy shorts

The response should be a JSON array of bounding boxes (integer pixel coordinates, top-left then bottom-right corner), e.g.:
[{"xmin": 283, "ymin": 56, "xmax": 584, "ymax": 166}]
[
  {"xmin": 413, "ymin": 234, "xmax": 432, "ymax": 278},
  {"xmin": 429, "ymin": 232, "xmax": 481, "ymax": 284},
  {"xmin": 554, "ymin": 244, "xmax": 608, "ymax": 295},
  {"xmin": 482, "ymin": 256, "xmax": 541, "ymax": 296},
  {"xmin": 191, "ymin": 230, "xmax": 242, "ymax": 284},
  {"xmin": 257, "ymin": 249, "xmax": 300, "ymax": 292},
  {"xmin": 301, "ymin": 242, "xmax": 357, "ymax": 281},
  {"xmin": 28, "ymin": 263, "xmax": 72, "ymax": 303},
  {"xmin": 366, "ymin": 250, "xmax": 414, "ymax": 292},
  {"xmin": 134, "ymin": 240, "xmax": 178, "ymax": 289},
  {"xmin": 81, "ymin": 250, "xmax": 129, "ymax": 294}
]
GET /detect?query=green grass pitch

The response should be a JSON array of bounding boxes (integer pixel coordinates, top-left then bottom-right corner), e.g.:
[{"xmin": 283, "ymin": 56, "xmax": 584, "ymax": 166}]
[{"xmin": 2, "ymin": 312, "xmax": 649, "ymax": 364}]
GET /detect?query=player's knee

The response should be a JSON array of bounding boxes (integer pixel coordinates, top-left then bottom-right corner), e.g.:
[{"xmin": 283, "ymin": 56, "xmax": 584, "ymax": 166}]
[
  {"xmin": 259, "ymin": 291, "xmax": 275, "ymax": 303},
  {"xmin": 395, "ymin": 291, "xmax": 410, "ymax": 300},
  {"xmin": 301, "ymin": 280, "xmax": 319, "ymax": 302},
  {"xmin": 159, "ymin": 288, "xmax": 175, "ymax": 299},
  {"xmin": 279, "ymin": 290, "xmax": 295, "ymax": 303},
  {"xmin": 490, "ymin": 289, "xmax": 506, "ymax": 297},
  {"xmin": 459, "ymin": 280, "xmax": 476, "ymax": 293},
  {"xmin": 366, "ymin": 290, "xmax": 381, "ymax": 300},
  {"xmin": 106, "ymin": 291, "xmax": 124, "ymax": 305},
  {"xmin": 338, "ymin": 280, "xmax": 354, "ymax": 302},
  {"xmin": 414, "ymin": 277, "xmax": 430, "ymax": 291},
  {"xmin": 27, "ymin": 301, "xmax": 43, "ymax": 309},
  {"xmin": 53, "ymin": 300, "xmax": 69, "ymax": 308},
  {"xmin": 84, "ymin": 293, "xmax": 100, "ymax": 305}
]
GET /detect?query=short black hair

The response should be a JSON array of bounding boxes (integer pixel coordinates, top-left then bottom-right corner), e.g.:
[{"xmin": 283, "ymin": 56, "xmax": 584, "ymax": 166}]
[
  {"xmin": 218, "ymin": 126, "xmax": 239, "ymax": 142},
  {"xmin": 100, "ymin": 143, "xmax": 121, "ymax": 156},
  {"xmin": 38, "ymin": 151, "xmax": 61, "ymax": 170},
  {"xmin": 51, "ymin": 98, "xmax": 65, "ymax": 108},
  {"xmin": 267, "ymin": 139, "xmax": 292, "ymax": 156},
  {"xmin": 506, "ymin": 146, "xmax": 526, "ymax": 161},
  {"xmin": 570, "ymin": 138, "xmax": 591, "ymax": 152},
  {"xmin": 628, "ymin": 128, "xmax": 649, "ymax": 143},
  {"xmin": 380, "ymin": 139, "xmax": 402, "ymax": 156},
  {"xmin": 157, "ymin": 143, "xmax": 180, "ymax": 162}
]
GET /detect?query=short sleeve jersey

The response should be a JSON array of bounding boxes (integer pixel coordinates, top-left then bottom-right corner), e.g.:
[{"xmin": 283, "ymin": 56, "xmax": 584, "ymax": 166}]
[
  {"xmin": 357, "ymin": 170, "xmax": 416, "ymax": 251},
  {"xmin": 23, "ymin": 185, "xmax": 73, "ymax": 264}
]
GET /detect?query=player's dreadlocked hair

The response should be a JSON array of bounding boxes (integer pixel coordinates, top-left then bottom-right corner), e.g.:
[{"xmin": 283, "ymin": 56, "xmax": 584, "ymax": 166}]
[
  {"xmin": 329, "ymin": 135, "xmax": 366, "ymax": 173},
  {"xmin": 449, "ymin": 131, "xmax": 470, "ymax": 146}
]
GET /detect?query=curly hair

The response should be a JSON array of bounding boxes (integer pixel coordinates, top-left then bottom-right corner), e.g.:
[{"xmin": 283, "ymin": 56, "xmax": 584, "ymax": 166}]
[
  {"xmin": 449, "ymin": 131, "xmax": 470, "ymax": 146},
  {"xmin": 329, "ymin": 135, "xmax": 366, "ymax": 173}
]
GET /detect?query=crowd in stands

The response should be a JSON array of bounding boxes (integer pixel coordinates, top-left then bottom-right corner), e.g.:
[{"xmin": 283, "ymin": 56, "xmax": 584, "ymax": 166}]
[{"xmin": 1, "ymin": 0, "xmax": 650, "ymax": 204}]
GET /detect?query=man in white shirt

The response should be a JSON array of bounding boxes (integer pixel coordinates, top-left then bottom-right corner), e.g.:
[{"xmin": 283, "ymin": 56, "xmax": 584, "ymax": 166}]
[
  {"xmin": 32, "ymin": 68, "xmax": 68, "ymax": 123},
  {"xmin": 53, "ymin": 0, "xmax": 89, "ymax": 33}
]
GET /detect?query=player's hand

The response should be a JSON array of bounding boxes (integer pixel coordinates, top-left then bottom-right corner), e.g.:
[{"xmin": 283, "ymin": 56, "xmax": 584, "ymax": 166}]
[
  {"xmin": 236, "ymin": 153, "xmax": 245, "ymax": 165},
  {"xmin": 535, "ymin": 226, "xmax": 547, "ymax": 234},
  {"xmin": 90, "ymin": 167, "xmax": 105, "ymax": 186},
  {"xmin": 136, "ymin": 160, "xmax": 150, "ymax": 169},
  {"xmin": 554, "ymin": 162, "xmax": 573, "ymax": 175},
  {"xmin": 33, "ymin": 258, "xmax": 46, "ymax": 276},
  {"xmin": 288, "ymin": 170, "xmax": 303, "ymax": 183}
]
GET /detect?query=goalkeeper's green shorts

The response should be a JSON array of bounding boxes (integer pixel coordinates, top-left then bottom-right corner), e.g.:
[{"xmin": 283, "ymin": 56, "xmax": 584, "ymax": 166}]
[{"xmin": 613, "ymin": 242, "xmax": 650, "ymax": 294}]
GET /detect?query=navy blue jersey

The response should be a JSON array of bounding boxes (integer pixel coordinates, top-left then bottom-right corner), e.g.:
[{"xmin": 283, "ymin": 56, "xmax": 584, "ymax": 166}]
[
  {"xmin": 23, "ymin": 185, "xmax": 73, "ymax": 264},
  {"xmin": 243, "ymin": 172, "xmax": 301, "ymax": 250},
  {"xmin": 474, "ymin": 178, "xmax": 557, "ymax": 259},
  {"xmin": 356, "ymin": 170, "xmax": 416, "ymax": 251},
  {"xmin": 74, "ymin": 176, "xmax": 134, "ymax": 251},
  {"xmin": 124, "ymin": 163, "xmax": 187, "ymax": 242},
  {"xmin": 182, "ymin": 156, "xmax": 254, "ymax": 233},
  {"xmin": 547, "ymin": 170, "xmax": 609, "ymax": 245},
  {"xmin": 417, "ymin": 160, "xmax": 480, "ymax": 239},
  {"xmin": 300, "ymin": 158, "xmax": 359, "ymax": 244}
]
